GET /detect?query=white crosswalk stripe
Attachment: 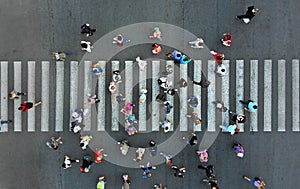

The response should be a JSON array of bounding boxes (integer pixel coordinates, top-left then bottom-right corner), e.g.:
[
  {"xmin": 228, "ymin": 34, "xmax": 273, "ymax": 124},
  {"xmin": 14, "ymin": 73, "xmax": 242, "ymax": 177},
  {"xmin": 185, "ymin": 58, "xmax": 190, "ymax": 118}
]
[{"xmin": 1, "ymin": 60, "xmax": 300, "ymax": 133}]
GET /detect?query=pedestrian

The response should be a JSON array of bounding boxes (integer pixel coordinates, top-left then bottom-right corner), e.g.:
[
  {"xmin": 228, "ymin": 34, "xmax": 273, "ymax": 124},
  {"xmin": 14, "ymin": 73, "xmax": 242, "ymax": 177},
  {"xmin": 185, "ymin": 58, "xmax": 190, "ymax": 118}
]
[
  {"xmin": 80, "ymin": 155, "xmax": 94, "ymax": 173},
  {"xmin": 186, "ymin": 112, "xmax": 202, "ymax": 126},
  {"xmin": 243, "ymin": 175, "xmax": 266, "ymax": 189},
  {"xmin": 70, "ymin": 120, "xmax": 81, "ymax": 133},
  {"xmin": 164, "ymin": 88, "xmax": 178, "ymax": 96},
  {"xmin": 188, "ymin": 95, "xmax": 199, "ymax": 108},
  {"xmin": 149, "ymin": 27, "xmax": 162, "ymax": 41},
  {"xmin": 210, "ymin": 50, "xmax": 224, "ymax": 65},
  {"xmin": 115, "ymin": 93, "xmax": 126, "ymax": 104},
  {"xmin": 213, "ymin": 100, "xmax": 228, "ymax": 112},
  {"xmin": 203, "ymin": 178, "xmax": 219, "ymax": 189},
  {"xmin": 85, "ymin": 94, "xmax": 100, "ymax": 105},
  {"xmin": 80, "ymin": 135, "xmax": 93, "ymax": 150},
  {"xmin": 139, "ymin": 88, "xmax": 148, "ymax": 104},
  {"xmin": 164, "ymin": 101, "xmax": 173, "ymax": 114},
  {"xmin": 239, "ymin": 99, "xmax": 258, "ymax": 113},
  {"xmin": 62, "ymin": 155, "xmax": 79, "ymax": 169},
  {"xmin": 158, "ymin": 77, "xmax": 171, "ymax": 89},
  {"xmin": 140, "ymin": 162, "xmax": 156, "ymax": 178},
  {"xmin": 112, "ymin": 34, "xmax": 130, "ymax": 47},
  {"xmin": 108, "ymin": 81, "xmax": 117, "ymax": 94},
  {"xmin": 18, "ymin": 101, "xmax": 41, "ymax": 112},
  {"xmin": 153, "ymin": 183, "xmax": 167, "ymax": 189},
  {"xmin": 192, "ymin": 78, "xmax": 211, "ymax": 88},
  {"xmin": 177, "ymin": 78, "xmax": 188, "ymax": 88},
  {"xmin": 179, "ymin": 54, "xmax": 192, "ymax": 64},
  {"xmin": 166, "ymin": 49, "xmax": 182, "ymax": 61},
  {"xmin": 219, "ymin": 124, "xmax": 240, "ymax": 136},
  {"xmin": 121, "ymin": 102, "xmax": 135, "ymax": 115},
  {"xmin": 171, "ymin": 165, "xmax": 186, "ymax": 178},
  {"xmin": 51, "ymin": 52, "xmax": 72, "ymax": 61},
  {"xmin": 135, "ymin": 57, "xmax": 148, "ymax": 70},
  {"xmin": 0, "ymin": 119, "xmax": 12, "ymax": 132},
  {"xmin": 81, "ymin": 23, "xmax": 96, "ymax": 36},
  {"xmin": 46, "ymin": 136, "xmax": 62, "ymax": 150},
  {"xmin": 221, "ymin": 33, "xmax": 232, "ymax": 47},
  {"xmin": 156, "ymin": 93, "xmax": 167, "ymax": 103},
  {"xmin": 126, "ymin": 124, "xmax": 137, "ymax": 136},
  {"xmin": 160, "ymin": 119, "xmax": 171, "ymax": 133},
  {"xmin": 71, "ymin": 108, "xmax": 84, "ymax": 123},
  {"xmin": 215, "ymin": 64, "xmax": 227, "ymax": 77},
  {"xmin": 152, "ymin": 43, "xmax": 162, "ymax": 55},
  {"xmin": 162, "ymin": 64, "xmax": 174, "ymax": 75},
  {"xmin": 236, "ymin": 6, "xmax": 259, "ymax": 24},
  {"xmin": 112, "ymin": 70, "xmax": 122, "ymax": 84},
  {"xmin": 198, "ymin": 165, "xmax": 215, "ymax": 179},
  {"xmin": 9, "ymin": 90, "xmax": 26, "ymax": 99},
  {"xmin": 182, "ymin": 133, "xmax": 198, "ymax": 146},
  {"xmin": 229, "ymin": 110, "xmax": 246, "ymax": 124},
  {"xmin": 233, "ymin": 143, "xmax": 244, "ymax": 158},
  {"xmin": 149, "ymin": 140, "xmax": 157, "ymax": 157},
  {"xmin": 197, "ymin": 149, "xmax": 209, "ymax": 163},
  {"xmin": 90, "ymin": 62, "xmax": 103, "ymax": 77},
  {"xmin": 159, "ymin": 152, "xmax": 173, "ymax": 166},
  {"xmin": 81, "ymin": 40, "xmax": 93, "ymax": 52},
  {"xmin": 189, "ymin": 37, "xmax": 204, "ymax": 48}
]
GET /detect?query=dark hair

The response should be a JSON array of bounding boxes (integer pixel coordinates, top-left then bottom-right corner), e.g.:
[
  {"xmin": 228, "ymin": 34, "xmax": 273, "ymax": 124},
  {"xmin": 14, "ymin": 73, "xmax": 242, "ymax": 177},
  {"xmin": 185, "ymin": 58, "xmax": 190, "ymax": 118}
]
[
  {"xmin": 253, "ymin": 105, "xmax": 258, "ymax": 109},
  {"xmin": 18, "ymin": 107, "xmax": 22, "ymax": 110}
]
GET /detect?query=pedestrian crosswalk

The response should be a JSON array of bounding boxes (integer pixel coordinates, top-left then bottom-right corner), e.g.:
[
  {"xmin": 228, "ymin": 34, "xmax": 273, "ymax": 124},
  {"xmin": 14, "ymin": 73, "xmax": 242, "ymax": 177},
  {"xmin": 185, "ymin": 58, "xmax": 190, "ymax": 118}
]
[{"xmin": 0, "ymin": 59, "xmax": 299, "ymax": 133}]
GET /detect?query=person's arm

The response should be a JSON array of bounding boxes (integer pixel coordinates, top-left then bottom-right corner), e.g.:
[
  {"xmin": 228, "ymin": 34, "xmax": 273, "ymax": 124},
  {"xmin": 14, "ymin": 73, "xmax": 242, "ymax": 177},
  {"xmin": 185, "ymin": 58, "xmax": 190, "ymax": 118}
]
[{"xmin": 244, "ymin": 107, "xmax": 251, "ymax": 113}]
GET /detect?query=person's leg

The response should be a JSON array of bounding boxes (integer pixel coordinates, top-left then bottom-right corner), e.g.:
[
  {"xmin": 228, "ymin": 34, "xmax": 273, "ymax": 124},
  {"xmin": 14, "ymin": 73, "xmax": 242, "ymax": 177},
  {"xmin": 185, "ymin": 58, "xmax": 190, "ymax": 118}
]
[
  {"xmin": 192, "ymin": 81, "xmax": 201, "ymax": 85},
  {"xmin": 34, "ymin": 101, "xmax": 42, "ymax": 107},
  {"xmin": 219, "ymin": 125, "xmax": 229, "ymax": 131},
  {"xmin": 236, "ymin": 14, "xmax": 248, "ymax": 19}
]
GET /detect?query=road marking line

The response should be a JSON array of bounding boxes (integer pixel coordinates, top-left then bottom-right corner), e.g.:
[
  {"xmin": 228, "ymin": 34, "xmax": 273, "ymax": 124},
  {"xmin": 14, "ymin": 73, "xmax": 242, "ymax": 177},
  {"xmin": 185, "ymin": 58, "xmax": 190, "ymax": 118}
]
[
  {"xmin": 138, "ymin": 61, "xmax": 147, "ymax": 131},
  {"xmin": 55, "ymin": 61, "xmax": 64, "ymax": 132},
  {"xmin": 250, "ymin": 60, "xmax": 258, "ymax": 132},
  {"xmin": 111, "ymin": 61, "xmax": 120, "ymax": 131},
  {"xmin": 27, "ymin": 61, "xmax": 35, "ymax": 132},
  {"xmin": 292, "ymin": 59, "xmax": 300, "ymax": 132},
  {"xmin": 236, "ymin": 60, "xmax": 244, "ymax": 132},
  {"xmin": 278, "ymin": 60, "xmax": 286, "ymax": 132},
  {"xmin": 264, "ymin": 60, "xmax": 272, "ymax": 132},
  {"xmin": 207, "ymin": 60, "xmax": 216, "ymax": 131},
  {"xmin": 222, "ymin": 60, "xmax": 230, "ymax": 126},
  {"xmin": 151, "ymin": 60, "xmax": 160, "ymax": 131},
  {"xmin": 0, "ymin": 61, "xmax": 8, "ymax": 132},
  {"xmin": 166, "ymin": 60, "xmax": 175, "ymax": 131},
  {"xmin": 14, "ymin": 61, "xmax": 22, "ymax": 132},
  {"xmin": 97, "ymin": 61, "xmax": 106, "ymax": 131},
  {"xmin": 193, "ymin": 60, "xmax": 202, "ymax": 132}
]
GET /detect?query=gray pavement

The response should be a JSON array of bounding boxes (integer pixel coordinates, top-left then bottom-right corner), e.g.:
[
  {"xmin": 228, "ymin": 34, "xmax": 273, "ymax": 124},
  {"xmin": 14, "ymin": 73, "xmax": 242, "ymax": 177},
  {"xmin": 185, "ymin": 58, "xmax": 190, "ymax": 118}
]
[{"xmin": 0, "ymin": 0, "xmax": 300, "ymax": 189}]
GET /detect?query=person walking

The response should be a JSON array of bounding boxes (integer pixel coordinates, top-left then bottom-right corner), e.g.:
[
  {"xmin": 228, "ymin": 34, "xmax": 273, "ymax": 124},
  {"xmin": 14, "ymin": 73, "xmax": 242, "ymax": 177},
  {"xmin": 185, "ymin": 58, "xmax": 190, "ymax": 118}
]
[
  {"xmin": 149, "ymin": 140, "xmax": 157, "ymax": 157},
  {"xmin": 189, "ymin": 37, "xmax": 204, "ymax": 48},
  {"xmin": 210, "ymin": 51, "xmax": 224, "ymax": 65},
  {"xmin": 215, "ymin": 64, "xmax": 227, "ymax": 77},
  {"xmin": 171, "ymin": 165, "xmax": 186, "ymax": 178},
  {"xmin": 9, "ymin": 90, "xmax": 26, "ymax": 99},
  {"xmin": 213, "ymin": 100, "xmax": 228, "ymax": 112},
  {"xmin": 166, "ymin": 49, "xmax": 182, "ymax": 61},
  {"xmin": 81, "ymin": 40, "xmax": 93, "ymax": 52},
  {"xmin": 159, "ymin": 152, "xmax": 173, "ymax": 166},
  {"xmin": 179, "ymin": 54, "xmax": 192, "ymax": 64},
  {"xmin": 183, "ymin": 133, "xmax": 198, "ymax": 146},
  {"xmin": 62, "ymin": 155, "xmax": 79, "ymax": 169},
  {"xmin": 188, "ymin": 95, "xmax": 199, "ymax": 108},
  {"xmin": 152, "ymin": 43, "xmax": 162, "ymax": 55},
  {"xmin": 18, "ymin": 101, "xmax": 41, "ymax": 112},
  {"xmin": 221, "ymin": 33, "xmax": 232, "ymax": 47},
  {"xmin": 236, "ymin": 6, "xmax": 259, "ymax": 24},
  {"xmin": 186, "ymin": 112, "xmax": 202, "ymax": 126},
  {"xmin": 198, "ymin": 165, "xmax": 215, "ymax": 179},
  {"xmin": 243, "ymin": 175, "xmax": 266, "ymax": 189},
  {"xmin": 193, "ymin": 77, "xmax": 211, "ymax": 88},
  {"xmin": 219, "ymin": 124, "xmax": 240, "ymax": 136},
  {"xmin": 233, "ymin": 143, "xmax": 244, "ymax": 158},
  {"xmin": 203, "ymin": 179, "xmax": 219, "ymax": 189},
  {"xmin": 80, "ymin": 155, "xmax": 94, "ymax": 173},
  {"xmin": 112, "ymin": 34, "xmax": 130, "ymax": 46},
  {"xmin": 229, "ymin": 110, "xmax": 246, "ymax": 124},
  {"xmin": 81, "ymin": 23, "xmax": 96, "ymax": 36},
  {"xmin": 0, "ymin": 119, "xmax": 12, "ymax": 132},
  {"xmin": 239, "ymin": 99, "xmax": 258, "ymax": 113},
  {"xmin": 46, "ymin": 136, "xmax": 62, "ymax": 150},
  {"xmin": 140, "ymin": 162, "xmax": 156, "ymax": 178},
  {"xmin": 149, "ymin": 27, "xmax": 162, "ymax": 41}
]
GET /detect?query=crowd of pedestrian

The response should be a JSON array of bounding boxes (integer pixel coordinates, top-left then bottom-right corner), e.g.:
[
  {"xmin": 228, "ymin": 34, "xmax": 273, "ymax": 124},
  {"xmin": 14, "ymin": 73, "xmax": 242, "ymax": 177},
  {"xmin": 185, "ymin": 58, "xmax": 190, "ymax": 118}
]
[{"xmin": 42, "ymin": 5, "xmax": 267, "ymax": 188}]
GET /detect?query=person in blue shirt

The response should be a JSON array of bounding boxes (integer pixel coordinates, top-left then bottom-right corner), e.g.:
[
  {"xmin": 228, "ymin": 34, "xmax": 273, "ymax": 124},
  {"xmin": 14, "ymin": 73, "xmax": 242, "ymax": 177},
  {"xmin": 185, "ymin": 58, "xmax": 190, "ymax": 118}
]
[
  {"xmin": 166, "ymin": 50, "xmax": 182, "ymax": 61},
  {"xmin": 239, "ymin": 99, "xmax": 258, "ymax": 113},
  {"xmin": 140, "ymin": 162, "xmax": 156, "ymax": 178},
  {"xmin": 180, "ymin": 54, "xmax": 192, "ymax": 64}
]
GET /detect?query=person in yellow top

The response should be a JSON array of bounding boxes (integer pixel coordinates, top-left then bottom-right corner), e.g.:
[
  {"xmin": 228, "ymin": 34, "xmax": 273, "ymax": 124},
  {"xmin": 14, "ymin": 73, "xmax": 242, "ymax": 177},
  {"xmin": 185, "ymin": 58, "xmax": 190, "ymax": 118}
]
[
  {"xmin": 97, "ymin": 176, "xmax": 106, "ymax": 189},
  {"xmin": 9, "ymin": 90, "xmax": 26, "ymax": 99}
]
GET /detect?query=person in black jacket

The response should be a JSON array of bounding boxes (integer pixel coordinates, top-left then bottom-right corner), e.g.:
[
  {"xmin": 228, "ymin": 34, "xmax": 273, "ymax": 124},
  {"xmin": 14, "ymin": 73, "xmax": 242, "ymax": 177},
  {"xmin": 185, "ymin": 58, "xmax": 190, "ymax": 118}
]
[{"xmin": 236, "ymin": 6, "xmax": 259, "ymax": 23}]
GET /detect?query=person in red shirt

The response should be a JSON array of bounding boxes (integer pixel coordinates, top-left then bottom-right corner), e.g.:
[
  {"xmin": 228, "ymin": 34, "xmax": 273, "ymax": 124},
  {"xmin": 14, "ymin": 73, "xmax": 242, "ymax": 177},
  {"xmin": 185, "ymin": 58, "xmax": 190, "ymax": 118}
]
[
  {"xmin": 18, "ymin": 101, "xmax": 41, "ymax": 112},
  {"xmin": 221, "ymin": 33, "xmax": 232, "ymax": 47},
  {"xmin": 210, "ymin": 51, "xmax": 224, "ymax": 65},
  {"xmin": 152, "ymin": 43, "xmax": 162, "ymax": 55}
]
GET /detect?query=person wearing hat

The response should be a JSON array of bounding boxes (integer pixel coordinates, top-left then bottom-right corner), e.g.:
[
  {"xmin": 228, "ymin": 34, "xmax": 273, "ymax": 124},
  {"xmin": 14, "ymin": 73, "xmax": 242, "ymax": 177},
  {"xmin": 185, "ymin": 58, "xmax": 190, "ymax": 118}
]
[{"xmin": 149, "ymin": 27, "xmax": 162, "ymax": 41}]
